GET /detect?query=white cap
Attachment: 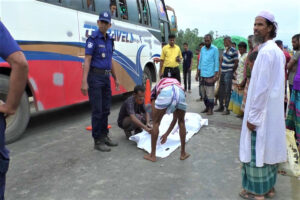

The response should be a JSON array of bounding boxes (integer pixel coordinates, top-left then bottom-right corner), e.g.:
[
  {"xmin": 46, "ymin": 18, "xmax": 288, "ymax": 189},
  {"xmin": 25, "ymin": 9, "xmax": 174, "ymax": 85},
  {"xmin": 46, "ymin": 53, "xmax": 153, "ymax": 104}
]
[{"xmin": 257, "ymin": 11, "xmax": 275, "ymax": 23}]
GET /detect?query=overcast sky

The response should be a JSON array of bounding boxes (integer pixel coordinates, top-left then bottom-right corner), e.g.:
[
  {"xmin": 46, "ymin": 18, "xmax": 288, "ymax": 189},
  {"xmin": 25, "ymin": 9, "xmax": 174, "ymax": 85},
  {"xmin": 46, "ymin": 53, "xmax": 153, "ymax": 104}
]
[{"xmin": 165, "ymin": 0, "xmax": 300, "ymax": 48}]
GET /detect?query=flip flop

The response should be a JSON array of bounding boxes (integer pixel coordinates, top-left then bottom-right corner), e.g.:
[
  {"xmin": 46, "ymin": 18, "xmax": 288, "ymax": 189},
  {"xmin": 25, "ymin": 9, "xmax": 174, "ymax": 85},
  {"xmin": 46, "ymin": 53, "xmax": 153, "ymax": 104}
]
[{"xmin": 239, "ymin": 190, "xmax": 265, "ymax": 200}]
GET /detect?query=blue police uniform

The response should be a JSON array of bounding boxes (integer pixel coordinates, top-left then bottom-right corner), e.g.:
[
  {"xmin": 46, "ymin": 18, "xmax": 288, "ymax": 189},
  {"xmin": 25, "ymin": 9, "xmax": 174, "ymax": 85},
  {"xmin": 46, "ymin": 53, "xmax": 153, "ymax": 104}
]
[
  {"xmin": 0, "ymin": 21, "xmax": 21, "ymax": 200},
  {"xmin": 85, "ymin": 12, "xmax": 114, "ymax": 141}
]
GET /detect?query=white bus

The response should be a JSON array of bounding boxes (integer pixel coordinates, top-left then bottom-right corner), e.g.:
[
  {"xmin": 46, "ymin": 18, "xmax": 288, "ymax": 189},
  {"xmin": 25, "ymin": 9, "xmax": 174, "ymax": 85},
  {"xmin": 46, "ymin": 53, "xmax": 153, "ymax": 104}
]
[{"xmin": 0, "ymin": 0, "xmax": 177, "ymax": 143}]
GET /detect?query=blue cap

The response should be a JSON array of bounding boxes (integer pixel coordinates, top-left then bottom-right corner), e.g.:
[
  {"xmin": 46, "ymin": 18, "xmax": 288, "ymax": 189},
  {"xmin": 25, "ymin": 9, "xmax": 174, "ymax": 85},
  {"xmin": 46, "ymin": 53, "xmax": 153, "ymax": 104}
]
[{"xmin": 99, "ymin": 11, "xmax": 111, "ymax": 24}]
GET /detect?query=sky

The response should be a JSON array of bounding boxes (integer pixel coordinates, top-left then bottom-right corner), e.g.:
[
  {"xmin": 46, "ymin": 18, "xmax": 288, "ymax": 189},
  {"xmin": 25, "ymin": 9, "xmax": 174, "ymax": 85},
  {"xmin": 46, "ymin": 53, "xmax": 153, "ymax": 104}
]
[{"xmin": 165, "ymin": 0, "xmax": 300, "ymax": 49}]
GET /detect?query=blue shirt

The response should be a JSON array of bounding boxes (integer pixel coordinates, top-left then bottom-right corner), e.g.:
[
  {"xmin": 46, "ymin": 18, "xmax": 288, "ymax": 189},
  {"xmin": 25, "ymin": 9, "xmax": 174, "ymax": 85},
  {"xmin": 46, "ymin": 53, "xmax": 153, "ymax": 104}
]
[
  {"xmin": 0, "ymin": 21, "xmax": 21, "ymax": 60},
  {"xmin": 85, "ymin": 30, "xmax": 114, "ymax": 70},
  {"xmin": 182, "ymin": 50, "xmax": 193, "ymax": 70},
  {"xmin": 221, "ymin": 47, "xmax": 238, "ymax": 72},
  {"xmin": 0, "ymin": 22, "xmax": 21, "ymax": 159},
  {"xmin": 198, "ymin": 45, "xmax": 219, "ymax": 77}
]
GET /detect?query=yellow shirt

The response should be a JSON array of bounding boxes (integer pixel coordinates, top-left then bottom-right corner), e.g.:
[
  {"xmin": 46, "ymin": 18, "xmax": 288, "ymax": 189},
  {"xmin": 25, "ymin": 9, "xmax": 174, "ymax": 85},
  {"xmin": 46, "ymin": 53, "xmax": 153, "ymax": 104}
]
[{"xmin": 160, "ymin": 44, "xmax": 182, "ymax": 68}]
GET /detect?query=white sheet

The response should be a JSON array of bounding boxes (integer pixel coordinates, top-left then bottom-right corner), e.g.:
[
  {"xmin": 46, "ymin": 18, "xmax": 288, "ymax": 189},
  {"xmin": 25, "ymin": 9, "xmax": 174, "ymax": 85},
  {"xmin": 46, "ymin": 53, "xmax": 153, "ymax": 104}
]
[{"xmin": 129, "ymin": 112, "xmax": 208, "ymax": 158}]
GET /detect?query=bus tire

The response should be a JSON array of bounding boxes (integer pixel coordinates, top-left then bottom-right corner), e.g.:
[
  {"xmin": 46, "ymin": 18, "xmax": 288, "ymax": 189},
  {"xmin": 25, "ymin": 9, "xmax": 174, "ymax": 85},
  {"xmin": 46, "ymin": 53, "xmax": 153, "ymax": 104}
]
[
  {"xmin": 0, "ymin": 75, "xmax": 30, "ymax": 144},
  {"xmin": 143, "ymin": 67, "xmax": 152, "ymax": 88}
]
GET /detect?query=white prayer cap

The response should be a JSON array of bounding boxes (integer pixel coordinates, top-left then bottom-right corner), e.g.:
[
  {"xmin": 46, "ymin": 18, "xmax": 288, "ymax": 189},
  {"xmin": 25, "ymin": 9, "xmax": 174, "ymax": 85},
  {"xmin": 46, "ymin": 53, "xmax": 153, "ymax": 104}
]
[{"xmin": 257, "ymin": 11, "xmax": 275, "ymax": 23}]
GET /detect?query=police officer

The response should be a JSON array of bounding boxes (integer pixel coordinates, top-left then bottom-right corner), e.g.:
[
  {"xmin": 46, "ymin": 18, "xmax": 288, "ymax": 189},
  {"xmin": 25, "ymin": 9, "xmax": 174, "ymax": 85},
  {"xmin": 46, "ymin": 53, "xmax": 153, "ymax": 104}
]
[
  {"xmin": 0, "ymin": 21, "xmax": 29, "ymax": 200},
  {"xmin": 81, "ymin": 11, "xmax": 119, "ymax": 152}
]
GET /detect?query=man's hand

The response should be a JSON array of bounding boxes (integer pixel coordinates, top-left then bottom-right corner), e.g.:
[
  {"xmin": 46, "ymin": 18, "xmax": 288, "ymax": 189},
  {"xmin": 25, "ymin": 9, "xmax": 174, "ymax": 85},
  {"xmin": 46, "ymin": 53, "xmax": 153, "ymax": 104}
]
[
  {"xmin": 0, "ymin": 100, "xmax": 15, "ymax": 116},
  {"xmin": 144, "ymin": 126, "xmax": 152, "ymax": 133},
  {"xmin": 81, "ymin": 81, "xmax": 88, "ymax": 96},
  {"xmin": 247, "ymin": 121, "xmax": 256, "ymax": 131},
  {"xmin": 160, "ymin": 133, "xmax": 168, "ymax": 144},
  {"xmin": 195, "ymin": 74, "xmax": 199, "ymax": 82}
]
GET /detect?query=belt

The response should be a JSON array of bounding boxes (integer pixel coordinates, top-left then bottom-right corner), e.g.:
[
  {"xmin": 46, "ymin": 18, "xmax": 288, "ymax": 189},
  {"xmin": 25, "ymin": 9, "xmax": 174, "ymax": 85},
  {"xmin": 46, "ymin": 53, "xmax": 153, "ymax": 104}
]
[
  {"xmin": 164, "ymin": 67, "xmax": 179, "ymax": 71},
  {"xmin": 90, "ymin": 67, "xmax": 111, "ymax": 75}
]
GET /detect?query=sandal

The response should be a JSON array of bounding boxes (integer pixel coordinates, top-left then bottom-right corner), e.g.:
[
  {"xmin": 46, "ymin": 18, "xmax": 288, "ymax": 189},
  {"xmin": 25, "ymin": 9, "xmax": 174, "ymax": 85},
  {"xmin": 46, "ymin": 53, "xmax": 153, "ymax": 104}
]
[{"xmin": 239, "ymin": 189, "xmax": 265, "ymax": 200}]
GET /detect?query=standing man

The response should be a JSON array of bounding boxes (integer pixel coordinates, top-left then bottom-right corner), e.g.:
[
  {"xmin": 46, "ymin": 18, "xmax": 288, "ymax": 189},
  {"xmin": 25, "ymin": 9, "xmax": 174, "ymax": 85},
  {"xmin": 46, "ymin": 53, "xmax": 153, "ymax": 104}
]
[
  {"xmin": 81, "ymin": 11, "xmax": 119, "ymax": 152},
  {"xmin": 159, "ymin": 34, "xmax": 182, "ymax": 82},
  {"xmin": 182, "ymin": 43, "xmax": 193, "ymax": 93},
  {"xmin": 196, "ymin": 42, "xmax": 205, "ymax": 101},
  {"xmin": 0, "ymin": 21, "xmax": 29, "ymax": 200},
  {"xmin": 215, "ymin": 36, "xmax": 239, "ymax": 115},
  {"xmin": 195, "ymin": 34, "xmax": 219, "ymax": 115},
  {"xmin": 287, "ymin": 34, "xmax": 300, "ymax": 95},
  {"xmin": 239, "ymin": 11, "xmax": 286, "ymax": 200}
]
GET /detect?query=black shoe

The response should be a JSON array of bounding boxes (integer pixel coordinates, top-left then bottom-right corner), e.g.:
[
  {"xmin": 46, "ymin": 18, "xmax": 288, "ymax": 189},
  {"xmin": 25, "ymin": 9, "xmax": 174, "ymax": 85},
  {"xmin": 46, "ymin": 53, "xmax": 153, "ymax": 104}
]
[
  {"xmin": 124, "ymin": 130, "xmax": 132, "ymax": 140},
  {"xmin": 201, "ymin": 108, "xmax": 208, "ymax": 113},
  {"xmin": 214, "ymin": 107, "xmax": 224, "ymax": 112},
  {"xmin": 103, "ymin": 136, "xmax": 118, "ymax": 147},
  {"xmin": 94, "ymin": 140, "xmax": 111, "ymax": 152}
]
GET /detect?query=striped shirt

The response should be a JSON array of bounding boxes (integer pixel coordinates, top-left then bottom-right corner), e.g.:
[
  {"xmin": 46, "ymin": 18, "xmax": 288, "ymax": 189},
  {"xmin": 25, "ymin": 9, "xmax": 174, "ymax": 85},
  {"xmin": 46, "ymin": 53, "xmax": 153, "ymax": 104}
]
[{"xmin": 221, "ymin": 47, "xmax": 238, "ymax": 72}]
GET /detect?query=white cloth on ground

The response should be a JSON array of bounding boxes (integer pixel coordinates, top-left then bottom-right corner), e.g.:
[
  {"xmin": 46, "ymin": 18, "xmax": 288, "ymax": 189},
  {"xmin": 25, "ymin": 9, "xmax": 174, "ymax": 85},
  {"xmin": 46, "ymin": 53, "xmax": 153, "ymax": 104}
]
[{"xmin": 129, "ymin": 112, "xmax": 208, "ymax": 158}]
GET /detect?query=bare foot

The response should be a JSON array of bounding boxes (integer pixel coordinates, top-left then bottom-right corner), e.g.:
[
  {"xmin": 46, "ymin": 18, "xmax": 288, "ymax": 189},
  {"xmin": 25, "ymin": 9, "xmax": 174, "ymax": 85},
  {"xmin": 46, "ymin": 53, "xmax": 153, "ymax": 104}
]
[
  {"xmin": 144, "ymin": 154, "xmax": 156, "ymax": 162},
  {"xmin": 180, "ymin": 152, "xmax": 190, "ymax": 160}
]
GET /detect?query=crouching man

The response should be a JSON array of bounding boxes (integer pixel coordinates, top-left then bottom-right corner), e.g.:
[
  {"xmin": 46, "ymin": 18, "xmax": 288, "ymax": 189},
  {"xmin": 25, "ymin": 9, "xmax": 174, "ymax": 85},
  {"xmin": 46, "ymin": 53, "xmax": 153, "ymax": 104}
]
[
  {"xmin": 144, "ymin": 78, "xmax": 190, "ymax": 162},
  {"xmin": 118, "ymin": 85, "xmax": 152, "ymax": 139}
]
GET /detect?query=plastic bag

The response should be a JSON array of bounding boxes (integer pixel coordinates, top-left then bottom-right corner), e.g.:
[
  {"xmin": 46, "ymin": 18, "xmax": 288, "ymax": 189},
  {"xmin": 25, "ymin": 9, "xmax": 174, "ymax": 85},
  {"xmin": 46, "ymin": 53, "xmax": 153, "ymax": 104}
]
[{"xmin": 278, "ymin": 129, "xmax": 300, "ymax": 178}]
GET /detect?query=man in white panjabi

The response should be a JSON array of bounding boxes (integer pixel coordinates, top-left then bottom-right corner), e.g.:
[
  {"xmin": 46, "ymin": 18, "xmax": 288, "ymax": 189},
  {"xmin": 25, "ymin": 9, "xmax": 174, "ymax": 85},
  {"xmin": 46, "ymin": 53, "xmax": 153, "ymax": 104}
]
[{"xmin": 239, "ymin": 11, "xmax": 287, "ymax": 200}]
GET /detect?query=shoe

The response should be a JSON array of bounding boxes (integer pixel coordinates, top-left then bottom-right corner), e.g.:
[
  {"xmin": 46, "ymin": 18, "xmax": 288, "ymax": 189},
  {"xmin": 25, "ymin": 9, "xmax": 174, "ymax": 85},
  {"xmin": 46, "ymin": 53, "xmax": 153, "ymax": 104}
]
[
  {"xmin": 103, "ymin": 136, "xmax": 118, "ymax": 147},
  {"xmin": 214, "ymin": 107, "xmax": 224, "ymax": 112},
  {"xmin": 94, "ymin": 139, "xmax": 111, "ymax": 152},
  {"xmin": 206, "ymin": 109, "xmax": 213, "ymax": 115},
  {"xmin": 124, "ymin": 130, "xmax": 132, "ymax": 139},
  {"xmin": 201, "ymin": 108, "xmax": 208, "ymax": 113},
  {"xmin": 188, "ymin": 90, "xmax": 192, "ymax": 93},
  {"xmin": 222, "ymin": 109, "xmax": 230, "ymax": 115}
]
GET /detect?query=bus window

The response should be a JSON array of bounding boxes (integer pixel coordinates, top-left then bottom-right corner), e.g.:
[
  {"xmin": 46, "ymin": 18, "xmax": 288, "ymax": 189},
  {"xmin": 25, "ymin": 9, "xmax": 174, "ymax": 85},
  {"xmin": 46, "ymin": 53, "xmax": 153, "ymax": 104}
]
[
  {"xmin": 94, "ymin": 0, "xmax": 110, "ymax": 16},
  {"xmin": 141, "ymin": 0, "xmax": 149, "ymax": 25},
  {"xmin": 44, "ymin": 0, "xmax": 61, "ymax": 3},
  {"xmin": 61, "ymin": 0, "xmax": 83, "ymax": 9},
  {"xmin": 148, "ymin": 0, "xmax": 159, "ymax": 29},
  {"xmin": 110, "ymin": 1, "xmax": 118, "ymax": 18},
  {"xmin": 83, "ymin": 0, "xmax": 95, "ymax": 11},
  {"xmin": 127, "ymin": 0, "xmax": 141, "ymax": 24},
  {"xmin": 160, "ymin": 21, "xmax": 165, "ymax": 42},
  {"xmin": 119, "ymin": 0, "xmax": 128, "ymax": 20},
  {"xmin": 136, "ymin": 0, "xmax": 142, "ymax": 24}
]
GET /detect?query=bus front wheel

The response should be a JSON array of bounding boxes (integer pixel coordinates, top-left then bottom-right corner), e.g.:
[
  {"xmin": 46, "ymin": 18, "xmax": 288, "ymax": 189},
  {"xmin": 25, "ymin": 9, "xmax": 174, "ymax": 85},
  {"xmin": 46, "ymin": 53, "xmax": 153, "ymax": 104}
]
[{"xmin": 0, "ymin": 75, "xmax": 30, "ymax": 144}]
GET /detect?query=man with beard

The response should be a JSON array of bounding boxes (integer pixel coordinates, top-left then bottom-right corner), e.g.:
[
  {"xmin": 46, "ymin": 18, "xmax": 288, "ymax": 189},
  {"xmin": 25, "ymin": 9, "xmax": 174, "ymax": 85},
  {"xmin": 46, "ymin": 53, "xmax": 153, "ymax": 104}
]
[
  {"xmin": 287, "ymin": 34, "xmax": 300, "ymax": 95},
  {"xmin": 195, "ymin": 34, "xmax": 219, "ymax": 115},
  {"xmin": 239, "ymin": 11, "xmax": 287, "ymax": 200}
]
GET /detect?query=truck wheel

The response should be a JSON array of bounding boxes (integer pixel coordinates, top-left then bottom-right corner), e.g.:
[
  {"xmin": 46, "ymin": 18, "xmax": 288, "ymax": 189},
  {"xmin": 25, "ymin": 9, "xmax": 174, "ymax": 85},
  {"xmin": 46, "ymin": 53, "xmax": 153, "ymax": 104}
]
[
  {"xmin": 0, "ymin": 75, "xmax": 30, "ymax": 144},
  {"xmin": 143, "ymin": 67, "xmax": 152, "ymax": 88}
]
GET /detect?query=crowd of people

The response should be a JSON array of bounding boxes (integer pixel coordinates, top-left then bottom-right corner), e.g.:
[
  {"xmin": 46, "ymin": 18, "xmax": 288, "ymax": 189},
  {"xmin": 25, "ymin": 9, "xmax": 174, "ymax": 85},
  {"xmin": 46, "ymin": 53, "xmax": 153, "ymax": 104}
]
[{"xmin": 113, "ymin": 10, "xmax": 300, "ymax": 200}]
